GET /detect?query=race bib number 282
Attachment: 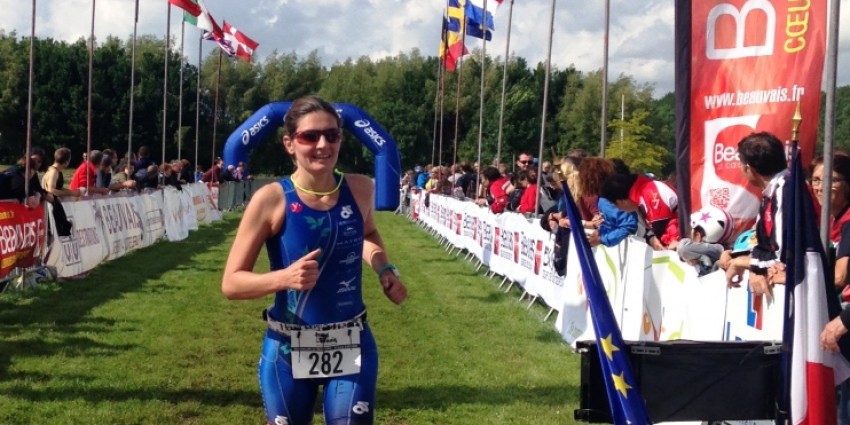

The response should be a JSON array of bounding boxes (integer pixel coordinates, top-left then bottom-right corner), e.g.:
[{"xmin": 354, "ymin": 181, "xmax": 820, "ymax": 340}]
[{"xmin": 290, "ymin": 327, "xmax": 361, "ymax": 379}]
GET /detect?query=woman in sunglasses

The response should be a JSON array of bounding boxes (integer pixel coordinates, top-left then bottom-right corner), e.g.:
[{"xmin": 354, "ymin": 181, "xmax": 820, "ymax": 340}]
[{"xmin": 221, "ymin": 95, "xmax": 408, "ymax": 425}]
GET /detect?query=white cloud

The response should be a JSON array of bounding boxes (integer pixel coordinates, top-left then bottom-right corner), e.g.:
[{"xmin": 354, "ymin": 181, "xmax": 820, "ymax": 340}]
[{"xmin": 0, "ymin": 0, "xmax": 847, "ymax": 98}]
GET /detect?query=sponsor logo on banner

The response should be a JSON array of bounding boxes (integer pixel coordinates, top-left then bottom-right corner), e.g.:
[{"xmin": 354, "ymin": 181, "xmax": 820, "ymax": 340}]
[
  {"xmin": 499, "ymin": 228, "xmax": 514, "ymax": 261},
  {"xmin": 61, "ymin": 237, "xmax": 81, "ymax": 266},
  {"xmin": 462, "ymin": 214, "xmax": 475, "ymax": 239},
  {"xmin": 688, "ymin": 0, "xmax": 827, "ymax": 225},
  {"xmin": 0, "ymin": 204, "xmax": 46, "ymax": 277},
  {"xmin": 455, "ymin": 213, "xmax": 462, "ymax": 235},
  {"xmin": 241, "ymin": 115, "xmax": 270, "ymax": 145},
  {"xmin": 534, "ymin": 240, "xmax": 543, "ymax": 275},
  {"xmin": 540, "ymin": 243, "xmax": 562, "ymax": 285},
  {"xmin": 519, "ymin": 233, "xmax": 535, "ymax": 271},
  {"xmin": 353, "ymin": 119, "xmax": 387, "ymax": 147},
  {"xmin": 493, "ymin": 227, "xmax": 501, "ymax": 255}
]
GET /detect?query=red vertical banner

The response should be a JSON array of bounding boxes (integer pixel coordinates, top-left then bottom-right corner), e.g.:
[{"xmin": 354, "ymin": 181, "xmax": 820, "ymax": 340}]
[
  {"xmin": 0, "ymin": 203, "xmax": 46, "ymax": 279},
  {"xmin": 687, "ymin": 0, "xmax": 826, "ymax": 229}
]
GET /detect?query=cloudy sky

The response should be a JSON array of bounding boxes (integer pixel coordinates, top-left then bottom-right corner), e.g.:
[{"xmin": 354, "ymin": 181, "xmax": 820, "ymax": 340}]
[{"xmin": 0, "ymin": 0, "xmax": 848, "ymax": 97}]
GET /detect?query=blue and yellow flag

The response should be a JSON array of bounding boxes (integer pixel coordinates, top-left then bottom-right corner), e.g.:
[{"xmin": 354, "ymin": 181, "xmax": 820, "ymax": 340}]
[{"xmin": 559, "ymin": 180, "xmax": 652, "ymax": 424}]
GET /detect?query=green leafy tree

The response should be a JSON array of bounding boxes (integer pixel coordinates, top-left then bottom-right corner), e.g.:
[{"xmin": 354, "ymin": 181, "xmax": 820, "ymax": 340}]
[{"xmin": 607, "ymin": 109, "xmax": 667, "ymax": 175}]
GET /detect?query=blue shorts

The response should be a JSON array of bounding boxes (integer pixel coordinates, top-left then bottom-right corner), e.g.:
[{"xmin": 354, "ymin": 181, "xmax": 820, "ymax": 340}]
[{"xmin": 258, "ymin": 325, "xmax": 378, "ymax": 425}]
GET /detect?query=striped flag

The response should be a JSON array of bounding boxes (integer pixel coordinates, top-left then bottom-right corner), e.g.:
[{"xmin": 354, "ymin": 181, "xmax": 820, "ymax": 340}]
[
  {"xmin": 222, "ymin": 21, "xmax": 259, "ymax": 63},
  {"xmin": 558, "ymin": 177, "xmax": 652, "ymax": 424},
  {"xmin": 168, "ymin": 0, "xmax": 201, "ymax": 17},
  {"xmin": 781, "ymin": 142, "xmax": 850, "ymax": 424},
  {"xmin": 182, "ymin": 0, "xmax": 217, "ymax": 34}
]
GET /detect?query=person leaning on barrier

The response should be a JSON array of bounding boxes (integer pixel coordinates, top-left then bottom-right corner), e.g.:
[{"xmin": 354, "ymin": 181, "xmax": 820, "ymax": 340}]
[
  {"xmin": 69, "ymin": 150, "xmax": 110, "ymax": 196},
  {"xmin": 718, "ymin": 131, "xmax": 790, "ymax": 296},
  {"xmin": 4, "ymin": 147, "xmax": 52, "ymax": 204},
  {"xmin": 599, "ymin": 171, "xmax": 679, "ymax": 251},
  {"xmin": 0, "ymin": 156, "xmax": 42, "ymax": 209},
  {"xmin": 42, "ymin": 147, "xmax": 82, "ymax": 198},
  {"xmin": 475, "ymin": 166, "xmax": 511, "ymax": 214},
  {"xmin": 221, "ymin": 95, "xmax": 407, "ymax": 425}
]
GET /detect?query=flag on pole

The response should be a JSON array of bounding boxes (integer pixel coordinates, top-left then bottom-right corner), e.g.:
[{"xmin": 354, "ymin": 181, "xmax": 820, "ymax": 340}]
[
  {"xmin": 168, "ymin": 0, "xmax": 201, "ymax": 17},
  {"xmin": 182, "ymin": 0, "xmax": 217, "ymax": 34},
  {"xmin": 781, "ymin": 142, "xmax": 850, "ymax": 424},
  {"xmin": 222, "ymin": 21, "xmax": 259, "ymax": 63},
  {"xmin": 439, "ymin": 13, "xmax": 467, "ymax": 72},
  {"xmin": 558, "ymin": 179, "xmax": 652, "ymax": 424},
  {"xmin": 464, "ymin": 0, "xmax": 496, "ymax": 40}
]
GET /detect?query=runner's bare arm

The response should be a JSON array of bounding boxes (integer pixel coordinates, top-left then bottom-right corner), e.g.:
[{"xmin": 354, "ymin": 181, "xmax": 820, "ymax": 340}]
[{"xmin": 221, "ymin": 183, "xmax": 320, "ymax": 299}]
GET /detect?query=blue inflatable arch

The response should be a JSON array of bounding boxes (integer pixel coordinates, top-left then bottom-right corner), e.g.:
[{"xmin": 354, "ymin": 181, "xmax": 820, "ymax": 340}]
[{"xmin": 222, "ymin": 101, "xmax": 401, "ymax": 211}]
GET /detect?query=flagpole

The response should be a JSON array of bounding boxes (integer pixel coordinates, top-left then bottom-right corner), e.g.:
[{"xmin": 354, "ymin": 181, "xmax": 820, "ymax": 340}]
[
  {"xmin": 162, "ymin": 1, "xmax": 172, "ymax": 165},
  {"xmin": 475, "ymin": 0, "xmax": 488, "ymax": 194},
  {"xmin": 195, "ymin": 34, "xmax": 202, "ymax": 174},
  {"xmin": 431, "ymin": 58, "xmax": 442, "ymax": 168},
  {"xmin": 211, "ymin": 48, "xmax": 222, "ymax": 182},
  {"xmin": 437, "ymin": 0, "xmax": 450, "ymax": 170},
  {"xmin": 535, "ymin": 0, "xmax": 556, "ymax": 216},
  {"xmin": 495, "ymin": 0, "xmax": 514, "ymax": 167},
  {"xmin": 820, "ymin": 0, "xmax": 841, "ymax": 249},
  {"xmin": 178, "ymin": 20, "xmax": 185, "ymax": 160},
  {"xmin": 599, "ymin": 0, "xmax": 610, "ymax": 157},
  {"xmin": 86, "ymin": 0, "xmax": 95, "ymax": 195},
  {"xmin": 452, "ymin": 20, "xmax": 467, "ymax": 168},
  {"xmin": 128, "ymin": 0, "xmax": 139, "ymax": 164},
  {"xmin": 24, "ymin": 0, "xmax": 36, "ymax": 199}
]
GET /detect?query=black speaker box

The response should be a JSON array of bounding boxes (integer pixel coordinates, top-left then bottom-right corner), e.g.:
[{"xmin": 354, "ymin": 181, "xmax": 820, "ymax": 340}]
[{"xmin": 575, "ymin": 340, "xmax": 782, "ymax": 423}]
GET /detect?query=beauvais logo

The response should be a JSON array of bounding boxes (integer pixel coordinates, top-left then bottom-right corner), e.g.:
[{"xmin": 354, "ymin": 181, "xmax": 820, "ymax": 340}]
[
  {"xmin": 353, "ymin": 119, "xmax": 387, "ymax": 147},
  {"xmin": 0, "ymin": 219, "xmax": 43, "ymax": 256},
  {"xmin": 241, "ymin": 115, "xmax": 270, "ymax": 145}
]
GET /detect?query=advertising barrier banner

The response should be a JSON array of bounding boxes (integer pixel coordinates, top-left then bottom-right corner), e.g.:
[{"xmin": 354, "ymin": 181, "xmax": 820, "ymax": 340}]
[{"xmin": 0, "ymin": 202, "xmax": 46, "ymax": 279}]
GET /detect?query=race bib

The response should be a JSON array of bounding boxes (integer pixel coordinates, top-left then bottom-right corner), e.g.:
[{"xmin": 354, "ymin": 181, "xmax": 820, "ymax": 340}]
[{"xmin": 290, "ymin": 327, "xmax": 361, "ymax": 379}]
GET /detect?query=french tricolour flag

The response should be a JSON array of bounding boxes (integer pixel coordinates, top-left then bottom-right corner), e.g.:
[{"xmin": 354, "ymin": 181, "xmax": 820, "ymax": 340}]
[{"xmin": 782, "ymin": 142, "xmax": 850, "ymax": 424}]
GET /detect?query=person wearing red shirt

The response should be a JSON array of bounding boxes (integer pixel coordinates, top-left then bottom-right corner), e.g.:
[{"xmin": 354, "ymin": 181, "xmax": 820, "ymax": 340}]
[
  {"xmin": 69, "ymin": 150, "xmax": 110, "ymax": 195},
  {"xmin": 476, "ymin": 166, "xmax": 511, "ymax": 214}
]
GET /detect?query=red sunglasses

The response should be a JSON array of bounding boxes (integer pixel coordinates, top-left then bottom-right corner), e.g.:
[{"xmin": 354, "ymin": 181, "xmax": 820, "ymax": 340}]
[{"xmin": 292, "ymin": 128, "xmax": 342, "ymax": 144}]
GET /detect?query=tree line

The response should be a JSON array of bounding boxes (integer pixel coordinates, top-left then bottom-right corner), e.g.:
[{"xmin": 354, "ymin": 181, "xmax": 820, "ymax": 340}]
[{"xmin": 1, "ymin": 31, "xmax": 848, "ymax": 177}]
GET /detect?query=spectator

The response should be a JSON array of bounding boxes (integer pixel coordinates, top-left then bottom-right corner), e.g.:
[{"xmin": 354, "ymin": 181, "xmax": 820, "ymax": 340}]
[
  {"xmin": 677, "ymin": 206, "xmax": 732, "ymax": 276},
  {"xmin": 42, "ymin": 147, "xmax": 81, "ymax": 198},
  {"xmin": 730, "ymin": 131, "xmax": 789, "ymax": 294},
  {"xmin": 518, "ymin": 170, "xmax": 539, "ymax": 215},
  {"xmin": 234, "ymin": 161, "xmax": 246, "ymax": 181},
  {"xmin": 475, "ymin": 166, "xmax": 510, "ymax": 214},
  {"xmin": 600, "ymin": 172, "xmax": 679, "ymax": 251},
  {"xmin": 515, "ymin": 152, "xmax": 533, "ymax": 173},
  {"xmin": 137, "ymin": 164, "xmax": 160, "ymax": 190},
  {"xmin": 415, "ymin": 165, "xmax": 430, "ymax": 189},
  {"xmin": 453, "ymin": 161, "xmax": 477, "ymax": 199},
  {"xmin": 111, "ymin": 160, "xmax": 136, "ymax": 191},
  {"xmin": 0, "ymin": 157, "xmax": 42, "ymax": 208},
  {"xmin": 810, "ymin": 152, "xmax": 850, "ymax": 290},
  {"xmin": 4, "ymin": 147, "xmax": 51, "ymax": 203},
  {"xmin": 69, "ymin": 150, "xmax": 110, "ymax": 195},
  {"xmin": 220, "ymin": 164, "xmax": 237, "ymax": 182},
  {"xmin": 179, "ymin": 159, "xmax": 194, "ymax": 183},
  {"xmin": 201, "ymin": 158, "xmax": 223, "ymax": 183},
  {"xmin": 160, "ymin": 162, "xmax": 182, "ymax": 190},
  {"xmin": 95, "ymin": 155, "xmax": 113, "ymax": 189},
  {"xmin": 133, "ymin": 146, "xmax": 153, "ymax": 179}
]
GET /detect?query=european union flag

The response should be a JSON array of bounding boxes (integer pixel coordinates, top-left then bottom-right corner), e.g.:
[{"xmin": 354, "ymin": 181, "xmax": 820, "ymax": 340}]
[{"xmin": 559, "ymin": 179, "xmax": 652, "ymax": 424}]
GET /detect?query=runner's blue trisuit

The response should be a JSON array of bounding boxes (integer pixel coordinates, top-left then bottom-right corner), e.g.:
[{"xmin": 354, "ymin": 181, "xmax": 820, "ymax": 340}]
[{"xmin": 259, "ymin": 175, "xmax": 378, "ymax": 425}]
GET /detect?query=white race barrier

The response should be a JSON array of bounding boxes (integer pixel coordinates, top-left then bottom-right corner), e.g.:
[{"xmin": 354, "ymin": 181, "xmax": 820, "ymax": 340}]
[
  {"xmin": 45, "ymin": 183, "xmax": 221, "ymax": 278},
  {"xmin": 411, "ymin": 192, "xmax": 783, "ymax": 347}
]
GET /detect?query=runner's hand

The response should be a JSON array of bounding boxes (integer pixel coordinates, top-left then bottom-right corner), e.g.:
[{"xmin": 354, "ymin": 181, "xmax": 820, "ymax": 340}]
[
  {"xmin": 282, "ymin": 249, "xmax": 321, "ymax": 291},
  {"xmin": 380, "ymin": 273, "xmax": 408, "ymax": 305}
]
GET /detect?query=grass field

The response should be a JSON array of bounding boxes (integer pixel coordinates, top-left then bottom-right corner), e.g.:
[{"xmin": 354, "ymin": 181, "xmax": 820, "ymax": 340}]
[{"xmin": 0, "ymin": 211, "xmax": 582, "ymax": 424}]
